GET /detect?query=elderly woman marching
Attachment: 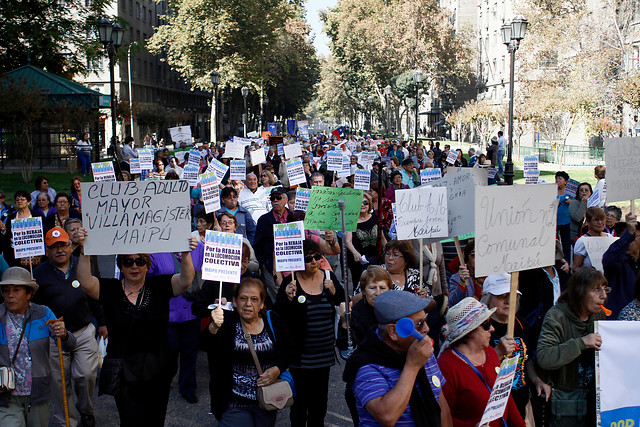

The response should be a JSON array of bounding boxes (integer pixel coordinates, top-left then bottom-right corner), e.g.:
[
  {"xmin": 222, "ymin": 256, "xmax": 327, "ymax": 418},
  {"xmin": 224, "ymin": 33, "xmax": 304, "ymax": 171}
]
[{"xmin": 0, "ymin": 267, "xmax": 75, "ymax": 426}]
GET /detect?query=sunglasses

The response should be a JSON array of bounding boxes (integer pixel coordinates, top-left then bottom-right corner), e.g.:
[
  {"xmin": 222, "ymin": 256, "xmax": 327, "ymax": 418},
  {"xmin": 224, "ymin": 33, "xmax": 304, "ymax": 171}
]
[
  {"xmin": 362, "ymin": 200, "xmax": 369, "ymax": 206},
  {"xmin": 122, "ymin": 257, "xmax": 147, "ymax": 268},
  {"xmin": 413, "ymin": 313, "xmax": 428, "ymax": 329},
  {"xmin": 304, "ymin": 253, "xmax": 323, "ymax": 263},
  {"xmin": 480, "ymin": 319, "xmax": 492, "ymax": 331},
  {"xmin": 271, "ymin": 195, "xmax": 282, "ymax": 201}
]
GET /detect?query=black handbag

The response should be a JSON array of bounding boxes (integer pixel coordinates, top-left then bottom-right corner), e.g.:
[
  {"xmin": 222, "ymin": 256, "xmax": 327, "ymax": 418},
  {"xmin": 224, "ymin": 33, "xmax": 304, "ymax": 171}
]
[{"xmin": 98, "ymin": 358, "xmax": 122, "ymax": 396}]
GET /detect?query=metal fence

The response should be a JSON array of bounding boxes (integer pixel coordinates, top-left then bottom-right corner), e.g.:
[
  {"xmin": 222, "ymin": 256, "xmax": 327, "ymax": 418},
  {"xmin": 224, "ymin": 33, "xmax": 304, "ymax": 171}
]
[{"xmin": 516, "ymin": 145, "xmax": 604, "ymax": 166}]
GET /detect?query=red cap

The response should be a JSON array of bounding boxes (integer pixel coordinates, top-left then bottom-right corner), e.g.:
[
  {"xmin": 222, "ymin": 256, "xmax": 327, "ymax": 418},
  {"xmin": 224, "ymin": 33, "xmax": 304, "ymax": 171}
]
[{"xmin": 45, "ymin": 227, "xmax": 69, "ymax": 246}]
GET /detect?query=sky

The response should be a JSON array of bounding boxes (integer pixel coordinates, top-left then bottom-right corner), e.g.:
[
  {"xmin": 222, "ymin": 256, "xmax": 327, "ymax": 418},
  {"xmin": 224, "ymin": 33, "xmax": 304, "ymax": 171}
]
[{"xmin": 305, "ymin": 0, "xmax": 338, "ymax": 57}]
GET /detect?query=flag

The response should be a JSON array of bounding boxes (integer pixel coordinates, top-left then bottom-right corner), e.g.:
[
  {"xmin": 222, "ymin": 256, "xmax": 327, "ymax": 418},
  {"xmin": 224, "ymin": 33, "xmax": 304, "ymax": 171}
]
[
  {"xmin": 287, "ymin": 119, "xmax": 296, "ymax": 135},
  {"xmin": 331, "ymin": 129, "xmax": 340, "ymax": 138}
]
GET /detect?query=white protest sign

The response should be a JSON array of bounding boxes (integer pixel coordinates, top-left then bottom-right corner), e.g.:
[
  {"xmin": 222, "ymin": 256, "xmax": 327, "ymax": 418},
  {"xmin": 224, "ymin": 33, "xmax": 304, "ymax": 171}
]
[
  {"xmin": 360, "ymin": 152, "xmax": 375, "ymax": 170},
  {"xmin": 277, "ymin": 144, "xmax": 284, "ymax": 156},
  {"xmin": 294, "ymin": 188, "xmax": 311, "ymax": 212},
  {"xmin": 327, "ymin": 151, "xmax": 343, "ymax": 172},
  {"xmin": 337, "ymin": 156, "xmax": 350, "ymax": 178},
  {"xmin": 524, "ymin": 170, "xmax": 540, "ymax": 185},
  {"xmin": 605, "ymin": 137, "xmax": 640, "ymax": 203},
  {"xmin": 202, "ymin": 231, "xmax": 243, "ymax": 283},
  {"xmin": 273, "ymin": 221, "xmax": 306, "ymax": 272},
  {"xmin": 354, "ymin": 169, "xmax": 371, "ymax": 190},
  {"xmin": 394, "ymin": 186, "xmax": 448, "ymax": 240},
  {"xmin": 138, "ymin": 149, "xmax": 154, "ymax": 171},
  {"xmin": 523, "ymin": 156, "xmax": 539, "ymax": 171},
  {"xmin": 200, "ymin": 173, "xmax": 220, "ymax": 213},
  {"xmin": 420, "ymin": 168, "xmax": 442, "ymax": 185},
  {"xmin": 250, "ymin": 147, "xmax": 266, "ymax": 166},
  {"xmin": 129, "ymin": 158, "xmax": 142, "ymax": 174},
  {"xmin": 487, "ymin": 168, "xmax": 497, "ymax": 180},
  {"xmin": 428, "ymin": 168, "xmax": 487, "ymax": 239},
  {"xmin": 286, "ymin": 158, "xmax": 307, "ymax": 186},
  {"xmin": 565, "ymin": 179, "xmax": 579, "ymax": 198},
  {"xmin": 182, "ymin": 166, "xmax": 199, "ymax": 186},
  {"xmin": 168, "ymin": 126, "xmax": 192, "ymax": 147},
  {"xmin": 479, "ymin": 356, "xmax": 519, "ymax": 426},
  {"xmin": 283, "ymin": 143, "xmax": 303, "ymax": 160},
  {"xmin": 584, "ymin": 235, "xmax": 618, "ymax": 272},
  {"xmin": 233, "ymin": 136, "xmax": 252, "ymax": 146},
  {"xmin": 206, "ymin": 158, "xmax": 229, "ymax": 183},
  {"xmin": 587, "ymin": 188, "xmax": 600, "ymax": 208},
  {"xmin": 91, "ymin": 162, "xmax": 116, "ymax": 182},
  {"xmin": 474, "ymin": 184, "xmax": 557, "ymax": 277},
  {"xmin": 224, "ymin": 141, "xmax": 245, "ymax": 159},
  {"xmin": 230, "ymin": 160, "xmax": 247, "ymax": 181},
  {"xmin": 596, "ymin": 321, "xmax": 640, "ymax": 427},
  {"xmin": 81, "ymin": 181, "xmax": 191, "ymax": 255},
  {"xmin": 446, "ymin": 150, "xmax": 458, "ymax": 165},
  {"xmin": 187, "ymin": 149, "xmax": 201, "ymax": 169},
  {"xmin": 11, "ymin": 217, "xmax": 45, "ymax": 259}
]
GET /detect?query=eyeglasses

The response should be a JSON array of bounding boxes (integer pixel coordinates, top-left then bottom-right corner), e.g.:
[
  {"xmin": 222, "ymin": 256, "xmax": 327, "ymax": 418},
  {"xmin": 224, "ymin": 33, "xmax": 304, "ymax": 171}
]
[
  {"xmin": 385, "ymin": 252, "xmax": 404, "ymax": 259},
  {"xmin": 48, "ymin": 241, "xmax": 71, "ymax": 250},
  {"xmin": 122, "ymin": 257, "xmax": 147, "ymax": 268},
  {"xmin": 271, "ymin": 195, "xmax": 282, "ymax": 201},
  {"xmin": 304, "ymin": 253, "xmax": 323, "ymax": 263},
  {"xmin": 414, "ymin": 313, "xmax": 428, "ymax": 329},
  {"xmin": 219, "ymin": 221, "xmax": 236, "ymax": 227},
  {"xmin": 591, "ymin": 286, "xmax": 611, "ymax": 295},
  {"xmin": 261, "ymin": 174, "xmax": 269, "ymax": 178},
  {"xmin": 480, "ymin": 320, "xmax": 492, "ymax": 331},
  {"xmin": 15, "ymin": 197, "xmax": 27, "ymax": 202},
  {"xmin": 362, "ymin": 200, "xmax": 369, "ymax": 206}
]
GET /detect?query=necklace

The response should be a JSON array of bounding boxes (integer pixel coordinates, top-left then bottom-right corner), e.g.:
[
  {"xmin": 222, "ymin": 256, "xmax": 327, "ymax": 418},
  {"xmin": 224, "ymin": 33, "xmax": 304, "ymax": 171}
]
[{"xmin": 122, "ymin": 281, "xmax": 144, "ymax": 298}]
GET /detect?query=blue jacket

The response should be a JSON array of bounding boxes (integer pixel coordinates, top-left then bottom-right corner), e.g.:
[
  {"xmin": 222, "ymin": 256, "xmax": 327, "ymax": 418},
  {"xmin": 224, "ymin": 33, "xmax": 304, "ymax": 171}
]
[
  {"xmin": 215, "ymin": 205, "xmax": 256, "ymax": 245},
  {"xmin": 603, "ymin": 230, "xmax": 640, "ymax": 319}
]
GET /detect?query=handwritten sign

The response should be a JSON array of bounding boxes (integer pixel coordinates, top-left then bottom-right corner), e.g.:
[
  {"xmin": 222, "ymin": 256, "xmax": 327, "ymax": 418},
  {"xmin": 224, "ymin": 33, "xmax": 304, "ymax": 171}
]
[
  {"xmin": 286, "ymin": 158, "xmax": 307, "ymax": 186},
  {"xmin": 168, "ymin": 125, "xmax": 192, "ymax": 147},
  {"xmin": 584, "ymin": 235, "xmax": 618, "ymax": 272},
  {"xmin": 283, "ymin": 143, "xmax": 302, "ymax": 160},
  {"xmin": 206, "ymin": 158, "xmax": 229, "ymax": 183},
  {"xmin": 182, "ymin": 166, "xmax": 199, "ymax": 186},
  {"xmin": 202, "ymin": 231, "xmax": 243, "ymax": 283},
  {"xmin": 565, "ymin": 179, "xmax": 579, "ymax": 198},
  {"xmin": 304, "ymin": 187, "xmax": 363, "ymax": 232},
  {"xmin": 327, "ymin": 151, "xmax": 343, "ymax": 172},
  {"xmin": 474, "ymin": 184, "xmax": 557, "ymax": 277},
  {"xmin": 394, "ymin": 187, "xmax": 448, "ymax": 240},
  {"xmin": 11, "ymin": 217, "xmax": 45, "ymax": 259},
  {"xmin": 91, "ymin": 162, "xmax": 116, "ymax": 182},
  {"xmin": 428, "ymin": 168, "xmax": 486, "ymax": 239},
  {"xmin": 273, "ymin": 221, "xmax": 305, "ymax": 272},
  {"xmin": 230, "ymin": 160, "xmax": 246, "ymax": 181},
  {"xmin": 479, "ymin": 356, "xmax": 519, "ymax": 425},
  {"xmin": 523, "ymin": 156, "xmax": 539, "ymax": 171},
  {"xmin": 200, "ymin": 173, "xmax": 220, "ymax": 214},
  {"xmin": 294, "ymin": 188, "xmax": 310, "ymax": 212},
  {"xmin": 605, "ymin": 137, "xmax": 640, "ymax": 203},
  {"xmin": 129, "ymin": 158, "xmax": 141, "ymax": 174},
  {"xmin": 138, "ymin": 149, "xmax": 154, "ymax": 171},
  {"xmin": 420, "ymin": 168, "xmax": 442, "ymax": 185},
  {"xmin": 250, "ymin": 147, "xmax": 266, "ymax": 166},
  {"xmin": 524, "ymin": 170, "xmax": 540, "ymax": 185},
  {"xmin": 354, "ymin": 169, "xmax": 371, "ymax": 190},
  {"xmin": 81, "ymin": 181, "xmax": 191, "ymax": 255}
]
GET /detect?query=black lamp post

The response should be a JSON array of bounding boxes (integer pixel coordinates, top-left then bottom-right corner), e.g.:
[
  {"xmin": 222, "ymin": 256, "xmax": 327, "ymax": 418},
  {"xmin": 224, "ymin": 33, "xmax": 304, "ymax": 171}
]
[
  {"xmin": 385, "ymin": 85, "xmax": 392, "ymax": 137},
  {"xmin": 209, "ymin": 71, "xmax": 220, "ymax": 144},
  {"xmin": 366, "ymin": 95, "xmax": 374, "ymax": 134},
  {"xmin": 241, "ymin": 86, "xmax": 249, "ymax": 137},
  {"xmin": 413, "ymin": 69, "xmax": 423, "ymax": 147},
  {"xmin": 98, "ymin": 18, "xmax": 124, "ymax": 162},
  {"xmin": 501, "ymin": 15, "xmax": 528, "ymax": 185}
]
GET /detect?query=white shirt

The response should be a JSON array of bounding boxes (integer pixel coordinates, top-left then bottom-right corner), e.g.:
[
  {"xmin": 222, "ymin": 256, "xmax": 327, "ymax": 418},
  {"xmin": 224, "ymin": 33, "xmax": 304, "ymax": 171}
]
[{"xmin": 238, "ymin": 187, "xmax": 270, "ymax": 222}]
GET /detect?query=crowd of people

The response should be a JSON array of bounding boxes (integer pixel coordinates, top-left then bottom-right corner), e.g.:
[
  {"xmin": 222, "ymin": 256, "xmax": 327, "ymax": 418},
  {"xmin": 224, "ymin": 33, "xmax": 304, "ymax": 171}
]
[{"xmin": 0, "ymin": 131, "xmax": 637, "ymax": 427}]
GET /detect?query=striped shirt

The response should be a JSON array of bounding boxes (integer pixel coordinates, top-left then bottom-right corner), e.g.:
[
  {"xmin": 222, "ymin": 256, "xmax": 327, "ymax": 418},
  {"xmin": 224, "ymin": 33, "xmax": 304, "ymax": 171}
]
[{"xmin": 299, "ymin": 293, "xmax": 335, "ymax": 369}]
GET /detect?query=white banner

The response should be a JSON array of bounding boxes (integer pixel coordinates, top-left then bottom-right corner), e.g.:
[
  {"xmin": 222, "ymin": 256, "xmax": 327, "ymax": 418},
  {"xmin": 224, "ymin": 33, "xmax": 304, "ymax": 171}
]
[
  {"xmin": 605, "ymin": 137, "xmax": 640, "ymax": 203},
  {"xmin": 286, "ymin": 158, "xmax": 307, "ymax": 186},
  {"xmin": 283, "ymin": 143, "xmax": 303, "ymax": 160},
  {"xmin": 202, "ymin": 231, "xmax": 243, "ymax": 283},
  {"xmin": 479, "ymin": 356, "xmax": 519, "ymax": 426},
  {"xmin": 81, "ymin": 181, "xmax": 191, "ymax": 255},
  {"xmin": 230, "ymin": 160, "xmax": 247, "ymax": 181},
  {"xmin": 200, "ymin": 173, "xmax": 220, "ymax": 214},
  {"xmin": 354, "ymin": 169, "xmax": 371, "ymax": 190},
  {"xmin": 11, "ymin": 217, "xmax": 45, "ymax": 259},
  {"xmin": 394, "ymin": 186, "xmax": 448, "ymax": 240},
  {"xmin": 273, "ymin": 221, "xmax": 305, "ymax": 272},
  {"xmin": 91, "ymin": 162, "xmax": 116, "ymax": 182},
  {"xmin": 250, "ymin": 148, "xmax": 266, "ymax": 166},
  {"xmin": 584, "ymin": 235, "xmax": 618, "ymax": 273},
  {"xmin": 474, "ymin": 184, "xmax": 557, "ymax": 277}
]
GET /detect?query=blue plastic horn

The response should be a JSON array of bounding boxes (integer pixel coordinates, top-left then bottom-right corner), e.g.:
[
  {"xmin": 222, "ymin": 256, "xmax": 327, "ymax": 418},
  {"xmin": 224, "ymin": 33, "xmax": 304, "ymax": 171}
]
[{"xmin": 395, "ymin": 317, "xmax": 424, "ymax": 341}]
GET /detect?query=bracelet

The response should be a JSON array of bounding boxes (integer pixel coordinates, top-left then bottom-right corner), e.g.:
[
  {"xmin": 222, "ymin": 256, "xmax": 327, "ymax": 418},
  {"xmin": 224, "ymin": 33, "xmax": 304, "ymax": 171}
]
[{"xmin": 329, "ymin": 239, "xmax": 337, "ymax": 246}]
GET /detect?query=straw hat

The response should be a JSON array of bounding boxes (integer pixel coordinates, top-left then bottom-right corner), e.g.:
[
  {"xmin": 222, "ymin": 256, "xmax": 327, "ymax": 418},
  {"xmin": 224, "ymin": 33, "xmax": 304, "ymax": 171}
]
[
  {"xmin": 444, "ymin": 297, "xmax": 495, "ymax": 344},
  {"xmin": 0, "ymin": 267, "xmax": 39, "ymax": 292}
]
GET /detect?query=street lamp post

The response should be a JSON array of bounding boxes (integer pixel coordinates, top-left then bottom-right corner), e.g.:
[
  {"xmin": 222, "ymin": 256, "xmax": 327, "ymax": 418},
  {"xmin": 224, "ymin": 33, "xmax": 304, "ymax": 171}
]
[
  {"xmin": 413, "ymin": 69, "xmax": 423, "ymax": 147},
  {"xmin": 209, "ymin": 71, "xmax": 220, "ymax": 144},
  {"xmin": 385, "ymin": 85, "xmax": 392, "ymax": 138},
  {"xmin": 98, "ymin": 18, "xmax": 124, "ymax": 162},
  {"xmin": 367, "ymin": 95, "xmax": 374, "ymax": 134},
  {"xmin": 241, "ymin": 86, "xmax": 249, "ymax": 138},
  {"xmin": 360, "ymin": 100, "xmax": 365, "ymax": 132},
  {"xmin": 263, "ymin": 94, "xmax": 269, "ymax": 133},
  {"xmin": 501, "ymin": 15, "xmax": 528, "ymax": 185}
]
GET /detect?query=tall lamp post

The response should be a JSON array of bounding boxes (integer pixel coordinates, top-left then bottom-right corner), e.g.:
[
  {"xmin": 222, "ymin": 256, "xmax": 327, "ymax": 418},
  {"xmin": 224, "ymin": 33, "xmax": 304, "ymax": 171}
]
[
  {"xmin": 98, "ymin": 18, "xmax": 124, "ymax": 162},
  {"xmin": 241, "ymin": 86, "xmax": 249, "ymax": 137},
  {"xmin": 501, "ymin": 15, "xmax": 528, "ymax": 185},
  {"xmin": 366, "ymin": 95, "xmax": 374, "ymax": 134},
  {"xmin": 209, "ymin": 71, "xmax": 220, "ymax": 144},
  {"xmin": 360, "ymin": 100, "xmax": 365, "ymax": 132},
  {"xmin": 385, "ymin": 85, "xmax": 392, "ymax": 137},
  {"xmin": 413, "ymin": 69, "xmax": 423, "ymax": 147}
]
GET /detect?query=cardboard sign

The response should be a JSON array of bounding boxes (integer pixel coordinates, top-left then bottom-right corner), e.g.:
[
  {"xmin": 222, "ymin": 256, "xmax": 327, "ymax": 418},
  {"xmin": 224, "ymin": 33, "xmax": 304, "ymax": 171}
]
[
  {"xmin": 168, "ymin": 125, "xmax": 192, "ymax": 147},
  {"xmin": 250, "ymin": 147, "xmax": 266, "ymax": 166},
  {"xmin": 294, "ymin": 188, "xmax": 310, "ymax": 212},
  {"xmin": 584, "ymin": 235, "xmax": 618, "ymax": 272},
  {"xmin": 428, "ymin": 168, "xmax": 487, "ymax": 239},
  {"xmin": 479, "ymin": 356, "xmax": 519, "ymax": 425},
  {"xmin": 304, "ymin": 187, "xmax": 363, "ymax": 232},
  {"xmin": 273, "ymin": 221, "xmax": 305, "ymax": 272},
  {"xmin": 474, "ymin": 184, "xmax": 557, "ymax": 277},
  {"xmin": 446, "ymin": 150, "xmax": 458, "ymax": 165},
  {"xmin": 286, "ymin": 158, "xmax": 307, "ymax": 186},
  {"xmin": 605, "ymin": 137, "xmax": 640, "ymax": 203},
  {"xmin": 354, "ymin": 169, "xmax": 371, "ymax": 190},
  {"xmin": 138, "ymin": 149, "xmax": 154, "ymax": 171},
  {"xmin": 327, "ymin": 151, "xmax": 343, "ymax": 172},
  {"xmin": 224, "ymin": 141, "xmax": 245, "ymax": 159},
  {"xmin": 129, "ymin": 158, "xmax": 142, "ymax": 174},
  {"xmin": 91, "ymin": 162, "xmax": 116, "ymax": 182},
  {"xmin": 394, "ymin": 186, "xmax": 449, "ymax": 240},
  {"xmin": 523, "ymin": 156, "xmax": 539, "ymax": 171},
  {"xmin": 182, "ymin": 166, "xmax": 199, "ymax": 186},
  {"xmin": 283, "ymin": 143, "xmax": 303, "ymax": 160},
  {"xmin": 524, "ymin": 170, "xmax": 540, "ymax": 185},
  {"xmin": 420, "ymin": 168, "xmax": 442, "ymax": 185},
  {"xmin": 565, "ymin": 179, "xmax": 579, "ymax": 198},
  {"xmin": 11, "ymin": 217, "xmax": 45, "ymax": 259},
  {"xmin": 230, "ymin": 160, "xmax": 246, "ymax": 181},
  {"xmin": 81, "ymin": 181, "xmax": 191, "ymax": 255},
  {"xmin": 202, "ymin": 231, "xmax": 243, "ymax": 283},
  {"xmin": 200, "ymin": 173, "xmax": 221, "ymax": 214}
]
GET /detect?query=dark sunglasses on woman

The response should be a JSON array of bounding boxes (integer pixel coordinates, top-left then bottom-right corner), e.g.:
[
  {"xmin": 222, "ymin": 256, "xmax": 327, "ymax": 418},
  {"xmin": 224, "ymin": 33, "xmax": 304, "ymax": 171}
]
[
  {"xmin": 122, "ymin": 257, "xmax": 146, "ymax": 268},
  {"xmin": 304, "ymin": 253, "xmax": 323, "ymax": 263}
]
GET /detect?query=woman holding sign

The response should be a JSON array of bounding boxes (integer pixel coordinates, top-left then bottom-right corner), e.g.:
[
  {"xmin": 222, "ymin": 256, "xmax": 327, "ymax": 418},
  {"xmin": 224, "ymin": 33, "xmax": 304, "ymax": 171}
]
[
  {"xmin": 345, "ymin": 193, "xmax": 379, "ymax": 289},
  {"xmin": 75, "ymin": 229, "xmax": 198, "ymax": 426},
  {"xmin": 572, "ymin": 207, "xmax": 608, "ymax": 272}
]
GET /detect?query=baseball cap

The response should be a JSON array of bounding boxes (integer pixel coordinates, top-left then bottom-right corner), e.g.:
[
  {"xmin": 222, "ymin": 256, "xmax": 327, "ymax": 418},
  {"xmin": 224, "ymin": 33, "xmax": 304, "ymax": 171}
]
[
  {"xmin": 374, "ymin": 290, "xmax": 432, "ymax": 324},
  {"xmin": 482, "ymin": 273, "xmax": 521, "ymax": 296},
  {"xmin": 270, "ymin": 187, "xmax": 287, "ymax": 198},
  {"xmin": 45, "ymin": 227, "xmax": 70, "ymax": 247}
]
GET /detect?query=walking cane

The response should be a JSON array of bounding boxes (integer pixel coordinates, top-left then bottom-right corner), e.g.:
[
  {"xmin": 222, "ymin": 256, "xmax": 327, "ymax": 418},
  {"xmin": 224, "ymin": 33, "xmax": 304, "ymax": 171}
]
[{"xmin": 45, "ymin": 317, "xmax": 70, "ymax": 427}]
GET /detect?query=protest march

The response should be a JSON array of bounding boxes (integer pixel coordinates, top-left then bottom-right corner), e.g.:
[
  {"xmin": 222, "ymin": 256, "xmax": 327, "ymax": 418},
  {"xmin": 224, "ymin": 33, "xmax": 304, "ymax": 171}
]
[{"xmin": 2, "ymin": 131, "xmax": 640, "ymax": 427}]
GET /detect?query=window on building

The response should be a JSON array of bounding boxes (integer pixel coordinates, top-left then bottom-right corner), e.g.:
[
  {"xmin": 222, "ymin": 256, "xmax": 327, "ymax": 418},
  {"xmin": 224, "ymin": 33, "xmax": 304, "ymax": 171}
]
[
  {"xmin": 136, "ymin": 2, "xmax": 142, "ymax": 19},
  {"xmin": 129, "ymin": 0, "xmax": 133, "ymax": 14},
  {"xmin": 129, "ymin": 27, "xmax": 133, "ymax": 42},
  {"xmin": 136, "ymin": 30, "xmax": 140, "ymax": 40},
  {"xmin": 143, "ymin": 33, "xmax": 147, "ymax": 40},
  {"xmin": 149, "ymin": 10, "xmax": 153, "ymax": 24},
  {"xmin": 142, "ymin": 6, "xmax": 146, "ymax": 22},
  {"xmin": 633, "ymin": 46, "xmax": 639, "ymax": 70},
  {"xmin": 121, "ymin": 0, "xmax": 126, "ymax": 11}
]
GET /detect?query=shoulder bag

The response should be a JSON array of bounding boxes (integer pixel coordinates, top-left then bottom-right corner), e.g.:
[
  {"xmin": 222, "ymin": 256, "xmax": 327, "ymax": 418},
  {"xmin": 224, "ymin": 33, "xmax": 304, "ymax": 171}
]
[{"xmin": 0, "ymin": 316, "xmax": 26, "ymax": 392}]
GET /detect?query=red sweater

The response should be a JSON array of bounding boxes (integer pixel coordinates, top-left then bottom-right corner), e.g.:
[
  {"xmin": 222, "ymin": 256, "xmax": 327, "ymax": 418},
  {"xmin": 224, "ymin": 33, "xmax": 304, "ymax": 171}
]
[{"xmin": 438, "ymin": 346, "xmax": 525, "ymax": 427}]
